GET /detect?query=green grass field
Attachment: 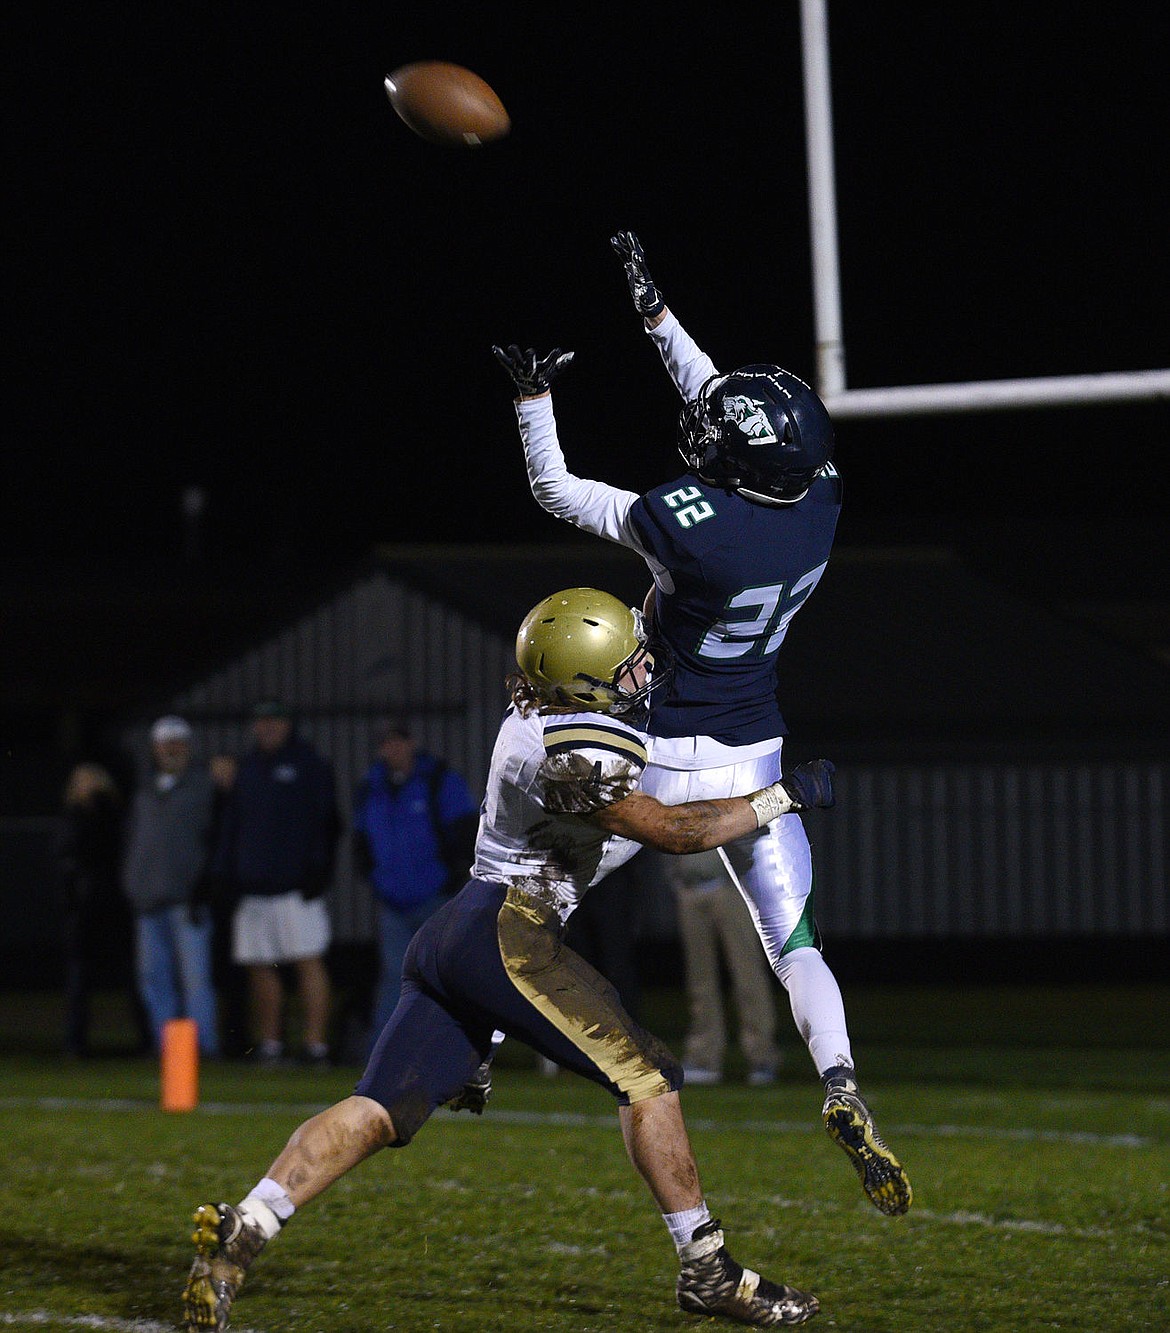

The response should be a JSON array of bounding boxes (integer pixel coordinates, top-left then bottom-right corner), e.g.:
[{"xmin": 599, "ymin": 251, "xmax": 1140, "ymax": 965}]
[{"xmin": 2, "ymin": 984, "xmax": 1167, "ymax": 1331}]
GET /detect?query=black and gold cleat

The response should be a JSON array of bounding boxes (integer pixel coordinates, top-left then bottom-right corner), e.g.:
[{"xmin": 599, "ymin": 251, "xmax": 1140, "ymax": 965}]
[
  {"xmin": 821, "ymin": 1074, "xmax": 912, "ymax": 1216},
  {"xmin": 183, "ymin": 1202, "xmax": 267, "ymax": 1332},
  {"xmin": 677, "ymin": 1219, "xmax": 819, "ymax": 1326}
]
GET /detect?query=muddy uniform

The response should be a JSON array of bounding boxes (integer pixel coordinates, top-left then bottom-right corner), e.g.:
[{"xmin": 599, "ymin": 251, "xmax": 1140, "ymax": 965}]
[{"xmin": 355, "ymin": 705, "xmax": 682, "ymax": 1144}]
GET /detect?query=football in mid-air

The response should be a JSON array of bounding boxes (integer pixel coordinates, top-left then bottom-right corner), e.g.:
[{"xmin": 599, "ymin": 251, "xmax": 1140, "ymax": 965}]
[{"xmin": 384, "ymin": 62, "xmax": 511, "ymax": 147}]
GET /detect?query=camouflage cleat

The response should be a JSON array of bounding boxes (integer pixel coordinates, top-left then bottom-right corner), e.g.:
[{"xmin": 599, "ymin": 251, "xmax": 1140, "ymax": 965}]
[
  {"xmin": 183, "ymin": 1202, "xmax": 268, "ymax": 1332},
  {"xmin": 677, "ymin": 1219, "xmax": 819, "ymax": 1327},
  {"xmin": 822, "ymin": 1075, "xmax": 912, "ymax": 1216}
]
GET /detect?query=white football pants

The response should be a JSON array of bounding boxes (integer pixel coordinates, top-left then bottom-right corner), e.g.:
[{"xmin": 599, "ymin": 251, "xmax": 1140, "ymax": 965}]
[{"xmin": 642, "ymin": 751, "xmax": 854, "ymax": 1076}]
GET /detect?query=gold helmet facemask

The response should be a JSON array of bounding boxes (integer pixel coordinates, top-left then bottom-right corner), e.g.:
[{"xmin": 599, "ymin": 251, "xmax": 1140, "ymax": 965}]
[{"xmin": 515, "ymin": 587, "xmax": 668, "ymax": 714}]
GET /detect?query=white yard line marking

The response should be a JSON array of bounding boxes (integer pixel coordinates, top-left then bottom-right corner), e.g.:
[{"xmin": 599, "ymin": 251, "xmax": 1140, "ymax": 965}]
[
  {"xmin": 0, "ymin": 1095, "xmax": 1155, "ymax": 1148},
  {"xmin": 910, "ymin": 1206, "xmax": 1122, "ymax": 1238},
  {"xmin": 434, "ymin": 1177, "xmax": 1160, "ymax": 1243},
  {"xmin": 0, "ymin": 1314, "xmax": 263, "ymax": 1332},
  {"xmin": 720, "ymin": 1193, "xmax": 1157, "ymax": 1240}
]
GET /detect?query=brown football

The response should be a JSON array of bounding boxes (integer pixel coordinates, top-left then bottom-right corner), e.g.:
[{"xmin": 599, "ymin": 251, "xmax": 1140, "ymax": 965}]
[{"xmin": 384, "ymin": 61, "xmax": 511, "ymax": 147}]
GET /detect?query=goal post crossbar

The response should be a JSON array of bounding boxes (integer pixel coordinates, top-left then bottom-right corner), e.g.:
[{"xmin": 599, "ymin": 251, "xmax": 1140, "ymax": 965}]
[{"xmin": 822, "ymin": 369, "xmax": 1170, "ymax": 420}]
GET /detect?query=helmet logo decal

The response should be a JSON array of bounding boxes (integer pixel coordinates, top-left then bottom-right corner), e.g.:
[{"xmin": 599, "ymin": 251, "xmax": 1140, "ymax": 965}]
[{"xmin": 722, "ymin": 394, "xmax": 778, "ymax": 445}]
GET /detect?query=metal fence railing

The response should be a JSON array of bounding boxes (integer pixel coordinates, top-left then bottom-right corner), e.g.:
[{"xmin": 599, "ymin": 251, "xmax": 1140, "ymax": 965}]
[{"xmin": 806, "ymin": 762, "xmax": 1167, "ymax": 938}]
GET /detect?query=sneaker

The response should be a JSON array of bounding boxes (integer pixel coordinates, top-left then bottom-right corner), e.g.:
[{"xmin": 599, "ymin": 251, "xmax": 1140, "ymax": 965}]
[
  {"xmin": 183, "ymin": 1202, "xmax": 268, "ymax": 1332},
  {"xmin": 821, "ymin": 1074, "xmax": 912, "ymax": 1216},
  {"xmin": 683, "ymin": 1066, "xmax": 723, "ymax": 1086},
  {"xmin": 747, "ymin": 1065, "xmax": 777, "ymax": 1087},
  {"xmin": 677, "ymin": 1219, "xmax": 819, "ymax": 1326}
]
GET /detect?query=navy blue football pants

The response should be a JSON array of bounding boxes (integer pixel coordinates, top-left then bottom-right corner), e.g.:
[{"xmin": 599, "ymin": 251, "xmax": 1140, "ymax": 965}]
[{"xmin": 355, "ymin": 879, "xmax": 682, "ymax": 1145}]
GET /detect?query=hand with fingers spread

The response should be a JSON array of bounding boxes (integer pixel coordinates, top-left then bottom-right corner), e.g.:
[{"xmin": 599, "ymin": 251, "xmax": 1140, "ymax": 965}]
[
  {"xmin": 492, "ymin": 344, "xmax": 575, "ymax": 399},
  {"xmin": 610, "ymin": 230, "xmax": 666, "ymax": 320}
]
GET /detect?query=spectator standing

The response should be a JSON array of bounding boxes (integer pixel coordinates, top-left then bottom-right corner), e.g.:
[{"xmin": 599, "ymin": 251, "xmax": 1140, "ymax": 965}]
[
  {"xmin": 121, "ymin": 716, "xmax": 220, "ymax": 1058},
  {"xmin": 56, "ymin": 762, "xmax": 146, "ymax": 1057},
  {"xmin": 212, "ymin": 700, "xmax": 340, "ymax": 1066},
  {"xmin": 663, "ymin": 849, "xmax": 781, "ymax": 1087},
  {"xmin": 352, "ymin": 719, "xmax": 479, "ymax": 1042}
]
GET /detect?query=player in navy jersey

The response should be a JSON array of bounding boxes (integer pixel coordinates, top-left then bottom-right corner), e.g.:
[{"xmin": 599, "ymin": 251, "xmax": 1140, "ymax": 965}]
[
  {"xmin": 184, "ymin": 588, "xmax": 835, "ymax": 1331},
  {"xmin": 493, "ymin": 231, "xmax": 910, "ymax": 1219}
]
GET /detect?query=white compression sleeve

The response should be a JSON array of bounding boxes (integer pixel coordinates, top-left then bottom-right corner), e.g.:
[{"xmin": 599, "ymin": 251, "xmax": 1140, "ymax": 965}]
[{"xmin": 774, "ymin": 947, "xmax": 854, "ymax": 1077}]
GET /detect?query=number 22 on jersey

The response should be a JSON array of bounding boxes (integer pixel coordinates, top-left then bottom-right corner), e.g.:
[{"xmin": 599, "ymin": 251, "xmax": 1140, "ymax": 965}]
[
  {"xmin": 698, "ymin": 564, "xmax": 828, "ymax": 659},
  {"xmin": 663, "ymin": 485, "xmax": 715, "ymax": 529}
]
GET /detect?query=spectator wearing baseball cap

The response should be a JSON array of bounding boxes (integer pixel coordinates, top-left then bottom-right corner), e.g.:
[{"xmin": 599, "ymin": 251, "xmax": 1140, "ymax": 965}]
[{"xmin": 121, "ymin": 715, "xmax": 221, "ymax": 1057}]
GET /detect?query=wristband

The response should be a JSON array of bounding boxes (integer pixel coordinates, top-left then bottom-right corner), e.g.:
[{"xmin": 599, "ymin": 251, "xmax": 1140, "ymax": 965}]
[{"xmin": 747, "ymin": 781, "xmax": 796, "ymax": 827}]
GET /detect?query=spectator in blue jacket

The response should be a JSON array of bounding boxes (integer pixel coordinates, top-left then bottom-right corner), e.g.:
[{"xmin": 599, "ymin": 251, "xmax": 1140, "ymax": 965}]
[
  {"xmin": 212, "ymin": 700, "xmax": 340, "ymax": 1066},
  {"xmin": 352, "ymin": 719, "xmax": 479, "ymax": 1045},
  {"xmin": 121, "ymin": 716, "xmax": 220, "ymax": 1057}
]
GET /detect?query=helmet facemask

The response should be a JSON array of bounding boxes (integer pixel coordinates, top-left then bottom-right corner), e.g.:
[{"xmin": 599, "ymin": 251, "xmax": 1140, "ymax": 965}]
[{"xmin": 566, "ymin": 610, "xmax": 668, "ymax": 718}]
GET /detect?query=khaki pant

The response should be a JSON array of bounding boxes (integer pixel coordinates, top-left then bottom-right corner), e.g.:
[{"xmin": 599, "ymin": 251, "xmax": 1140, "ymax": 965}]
[{"xmin": 674, "ymin": 868, "xmax": 780, "ymax": 1074}]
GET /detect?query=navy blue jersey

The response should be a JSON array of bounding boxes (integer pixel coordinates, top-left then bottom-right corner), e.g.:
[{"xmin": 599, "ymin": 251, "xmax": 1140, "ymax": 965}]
[{"xmin": 629, "ymin": 466, "xmax": 842, "ymax": 743}]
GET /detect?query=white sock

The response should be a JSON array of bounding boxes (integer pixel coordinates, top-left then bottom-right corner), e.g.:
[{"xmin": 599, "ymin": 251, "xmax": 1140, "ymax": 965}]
[
  {"xmin": 664, "ymin": 1202, "xmax": 712, "ymax": 1253},
  {"xmin": 238, "ymin": 1177, "xmax": 295, "ymax": 1239}
]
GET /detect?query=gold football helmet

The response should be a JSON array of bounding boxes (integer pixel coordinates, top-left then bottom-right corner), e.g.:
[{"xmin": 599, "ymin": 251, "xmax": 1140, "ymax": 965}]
[{"xmin": 516, "ymin": 587, "xmax": 661, "ymax": 713}]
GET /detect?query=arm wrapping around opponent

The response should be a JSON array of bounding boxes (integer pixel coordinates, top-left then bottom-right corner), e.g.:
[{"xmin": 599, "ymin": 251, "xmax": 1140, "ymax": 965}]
[{"xmin": 590, "ymin": 759, "xmax": 835, "ymax": 854}]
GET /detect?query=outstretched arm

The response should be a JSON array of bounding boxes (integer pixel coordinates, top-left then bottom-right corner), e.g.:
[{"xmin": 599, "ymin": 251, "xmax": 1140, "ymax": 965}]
[
  {"xmin": 610, "ymin": 230, "xmax": 717, "ymax": 400},
  {"xmin": 610, "ymin": 230, "xmax": 668, "ymax": 329},
  {"xmin": 492, "ymin": 342, "xmax": 644, "ymax": 546}
]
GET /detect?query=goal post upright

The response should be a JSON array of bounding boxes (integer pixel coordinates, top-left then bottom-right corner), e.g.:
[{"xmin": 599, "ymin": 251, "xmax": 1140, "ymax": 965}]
[{"xmin": 799, "ymin": 0, "xmax": 1170, "ymax": 420}]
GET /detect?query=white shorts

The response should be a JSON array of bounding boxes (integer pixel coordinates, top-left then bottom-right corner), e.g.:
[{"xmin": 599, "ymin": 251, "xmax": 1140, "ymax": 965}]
[
  {"xmin": 640, "ymin": 743, "xmax": 782, "ymax": 804},
  {"xmin": 646, "ymin": 733, "xmax": 782, "ymax": 774},
  {"xmin": 232, "ymin": 891, "xmax": 331, "ymax": 965}
]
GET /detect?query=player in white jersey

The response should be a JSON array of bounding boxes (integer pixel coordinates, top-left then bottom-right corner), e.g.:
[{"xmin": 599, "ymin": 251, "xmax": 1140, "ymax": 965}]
[
  {"xmin": 493, "ymin": 232, "xmax": 911, "ymax": 1219},
  {"xmin": 184, "ymin": 588, "xmax": 834, "ymax": 1331}
]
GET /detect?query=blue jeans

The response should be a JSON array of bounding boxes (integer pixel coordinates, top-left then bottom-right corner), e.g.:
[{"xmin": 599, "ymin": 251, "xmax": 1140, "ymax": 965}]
[
  {"xmin": 370, "ymin": 896, "xmax": 445, "ymax": 1050},
  {"xmin": 135, "ymin": 905, "xmax": 220, "ymax": 1057}
]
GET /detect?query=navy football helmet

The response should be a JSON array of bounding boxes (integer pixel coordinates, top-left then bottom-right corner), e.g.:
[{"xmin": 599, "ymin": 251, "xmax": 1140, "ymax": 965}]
[{"xmin": 678, "ymin": 365, "xmax": 835, "ymax": 504}]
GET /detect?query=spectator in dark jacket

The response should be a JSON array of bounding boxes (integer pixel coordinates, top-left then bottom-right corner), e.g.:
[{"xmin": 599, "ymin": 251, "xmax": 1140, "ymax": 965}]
[
  {"xmin": 212, "ymin": 700, "xmax": 340, "ymax": 1066},
  {"xmin": 56, "ymin": 762, "xmax": 148, "ymax": 1056},
  {"xmin": 352, "ymin": 718, "xmax": 479, "ymax": 1044},
  {"xmin": 121, "ymin": 716, "xmax": 220, "ymax": 1057}
]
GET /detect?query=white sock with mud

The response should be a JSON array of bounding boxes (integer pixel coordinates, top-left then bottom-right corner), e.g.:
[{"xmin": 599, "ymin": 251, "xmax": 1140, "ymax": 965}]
[
  {"xmin": 664, "ymin": 1202, "xmax": 712, "ymax": 1253},
  {"xmin": 238, "ymin": 1177, "xmax": 295, "ymax": 1239}
]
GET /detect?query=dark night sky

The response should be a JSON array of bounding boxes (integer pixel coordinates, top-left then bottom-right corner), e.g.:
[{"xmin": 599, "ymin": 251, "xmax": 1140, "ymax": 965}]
[{"xmin": 9, "ymin": 3, "xmax": 1170, "ymax": 575}]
